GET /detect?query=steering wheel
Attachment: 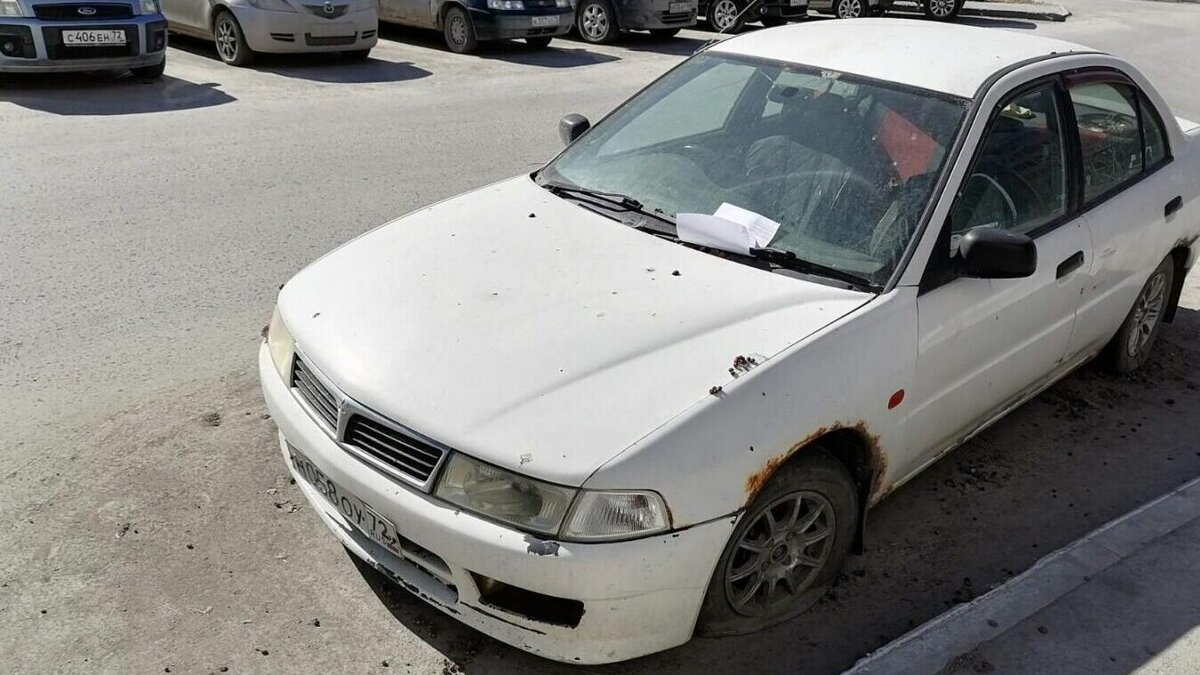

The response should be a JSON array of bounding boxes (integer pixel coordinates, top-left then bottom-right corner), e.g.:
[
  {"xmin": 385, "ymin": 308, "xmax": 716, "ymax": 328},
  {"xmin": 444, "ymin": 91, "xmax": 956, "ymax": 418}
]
[{"xmin": 734, "ymin": 168, "xmax": 882, "ymax": 251}]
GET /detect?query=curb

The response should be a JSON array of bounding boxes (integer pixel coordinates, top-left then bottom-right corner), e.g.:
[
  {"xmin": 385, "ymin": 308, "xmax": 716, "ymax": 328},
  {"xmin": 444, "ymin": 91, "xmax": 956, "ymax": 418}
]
[
  {"xmin": 891, "ymin": 1, "xmax": 1072, "ymax": 22},
  {"xmin": 844, "ymin": 474, "xmax": 1200, "ymax": 674}
]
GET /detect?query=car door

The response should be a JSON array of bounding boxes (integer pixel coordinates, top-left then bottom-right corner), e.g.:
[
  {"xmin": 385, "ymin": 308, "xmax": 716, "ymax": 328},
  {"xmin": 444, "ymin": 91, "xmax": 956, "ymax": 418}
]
[
  {"xmin": 903, "ymin": 77, "xmax": 1093, "ymax": 475},
  {"xmin": 1062, "ymin": 70, "xmax": 1180, "ymax": 358},
  {"xmin": 159, "ymin": 0, "xmax": 204, "ymax": 32}
]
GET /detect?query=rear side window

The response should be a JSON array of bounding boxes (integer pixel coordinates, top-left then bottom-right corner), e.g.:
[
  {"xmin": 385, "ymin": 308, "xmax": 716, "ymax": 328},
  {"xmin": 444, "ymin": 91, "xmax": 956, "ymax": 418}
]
[{"xmin": 1067, "ymin": 76, "xmax": 1171, "ymax": 204}]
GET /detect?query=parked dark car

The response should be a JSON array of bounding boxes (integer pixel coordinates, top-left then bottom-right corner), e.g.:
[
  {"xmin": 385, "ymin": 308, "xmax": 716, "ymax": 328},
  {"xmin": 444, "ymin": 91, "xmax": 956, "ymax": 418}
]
[
  {"xmin": 810, "ymin": 0, "xmax": 959, "ymax": 20},
  {"xmin": 379, "ymin": 0, "xmax": 574, "ymax": 53},
  {"xmin": 698, "ymin": 0, "xmax": 804, "ymax": 32},
  {"xmin": 572, "ymin": 0, "xmax": 696, "ymax": 44}
]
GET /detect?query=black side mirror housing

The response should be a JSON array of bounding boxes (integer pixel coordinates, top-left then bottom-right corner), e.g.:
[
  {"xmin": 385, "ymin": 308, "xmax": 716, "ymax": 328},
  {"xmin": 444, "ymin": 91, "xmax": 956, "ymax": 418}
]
[
  {"xmin": 559, "ymin": 113, "xmax": 590, "ymax": 146},
  {"xmin": 957, "ymin": 227, "xmax": 1037, "ymax": 279}
]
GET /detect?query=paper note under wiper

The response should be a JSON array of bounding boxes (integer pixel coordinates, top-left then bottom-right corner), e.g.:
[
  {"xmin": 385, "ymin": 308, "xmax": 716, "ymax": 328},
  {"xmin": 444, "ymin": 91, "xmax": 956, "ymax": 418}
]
[{"xmin": 676, "ymin": 203, "xmax": 781, "ymax": 255}]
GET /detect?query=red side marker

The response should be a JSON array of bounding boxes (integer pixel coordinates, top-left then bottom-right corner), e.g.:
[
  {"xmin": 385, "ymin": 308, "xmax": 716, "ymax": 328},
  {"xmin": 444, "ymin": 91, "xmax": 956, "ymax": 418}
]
[{"xmin": 888, "ymin": 389, "xmax": 905, "ymax": 410}]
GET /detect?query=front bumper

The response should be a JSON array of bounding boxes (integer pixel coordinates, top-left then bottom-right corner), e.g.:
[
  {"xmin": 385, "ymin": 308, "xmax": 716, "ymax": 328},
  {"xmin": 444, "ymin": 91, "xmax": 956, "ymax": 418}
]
[
  {"xmin": 468, "ymin": 8, "xmax": 572, "ymax": 41},
  {"xmin": 616, "ymin": 0, "xmax": 698, "ymax": 30},
  {"xmin": 759, "ymin": 0, "xmax": 807, "ymax": 19},
  {"xmin": 231, "ymin": 5, "xmax": 377, "ymax": 53},
  {"xmin": 0, "ymin": 14, "xmax": 165, "ymax": 73},
  {"xmin": 259, "ymin": 343, "xmax": 735, "ymax": 664}
]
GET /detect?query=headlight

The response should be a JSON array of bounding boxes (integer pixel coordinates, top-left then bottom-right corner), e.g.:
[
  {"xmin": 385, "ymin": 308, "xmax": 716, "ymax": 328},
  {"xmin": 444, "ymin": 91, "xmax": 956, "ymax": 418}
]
[
  {"xmin": 266, "ymin": 307, "xmax": 295, "ymax": 382},
  {"xmin": 487, "ymin": 0, "xmax": 524, "ymax": 9},
  {"xmin": 0, "ymin": 0, "xmax": 24, "ymax": 17},
  {"xmin": 138, "ymin": 0, "xmax": 159, "ymax": 13},
  {"xmin": 555, "ymin": 0, "xmax": 570, "ymax": 7},
  {"xmin": 562, "ymin": 490, "xmax": 670, "ymax": 541},
  {"xmin": 246, "ymin": 0, "xmax": 296, "ymax": 12},
  {"xmin": 435, "ymin": 454, "xmax": 576, "ymax": 535},
  {"xmin": 434, "ymin": 453, "xmax": 673, "ymax": 541}
]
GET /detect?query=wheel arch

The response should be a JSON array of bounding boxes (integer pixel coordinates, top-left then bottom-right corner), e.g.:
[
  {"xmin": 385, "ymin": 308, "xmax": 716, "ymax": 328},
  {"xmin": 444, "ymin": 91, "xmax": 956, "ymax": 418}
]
[
  {"xmin": 436, "ymin": 0, "xmax": 470, "ymax": 29},
  {"xmin": 1164, "ymin": 245, "xmax": 1192, "ymax": 323}
]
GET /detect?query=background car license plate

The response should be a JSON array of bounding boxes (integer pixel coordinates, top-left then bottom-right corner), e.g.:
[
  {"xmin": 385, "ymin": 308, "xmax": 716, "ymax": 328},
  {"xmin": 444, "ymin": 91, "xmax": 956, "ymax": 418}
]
[
  {"xmin": 531, "ymin": 15, "xmax": 558, "ymax": 26},
  {"xmin": 288, "ymin": 446, "xmax": 403, "ymax": 556},
  {"xmin": 62, "ymin": 29, "xmax": 126, "ymax": 46},
  {"xmin": 669, "ymin": 1, "xmax": 691, "ymax": 11},
  {"xmin": 790, "ymin": 0, "xmax": 802, "ymax": 5}
]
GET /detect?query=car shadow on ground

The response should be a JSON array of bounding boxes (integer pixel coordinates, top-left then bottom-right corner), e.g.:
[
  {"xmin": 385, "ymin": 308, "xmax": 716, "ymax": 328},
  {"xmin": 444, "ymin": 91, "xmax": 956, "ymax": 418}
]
[
  {"xmin": 378, "ymin": 22, "xmax": 619, "ymax": 68},
  {"xmin": 350, "ymin": 303, "xmax": 1200, "ymax": 675},
  {"xmin": 0, "ymin": 71, "xmax": 235, "ymax": 115},
  {"xmin": 167, "ymin": 33, "xmax": 433, "ymax": 83}
]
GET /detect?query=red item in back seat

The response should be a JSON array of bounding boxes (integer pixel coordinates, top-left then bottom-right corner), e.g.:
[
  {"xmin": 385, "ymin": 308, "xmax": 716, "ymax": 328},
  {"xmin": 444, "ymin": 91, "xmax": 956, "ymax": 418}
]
[{"xmin": 878, "ymin": 110, "xmax": 938, "ymax": 182}]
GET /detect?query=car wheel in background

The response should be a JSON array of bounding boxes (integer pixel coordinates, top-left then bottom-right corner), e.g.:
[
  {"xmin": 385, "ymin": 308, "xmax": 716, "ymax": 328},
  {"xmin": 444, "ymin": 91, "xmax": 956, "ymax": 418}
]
[
  {"xmin": 923, "ymin": 0, "xmax": 961, "ymax": 20},
  {"xmin": 525, "ymin": 36, "xmax": 553, "ymax": 48},
  {"xmin": 341, "ymin": 48, "xmax": 372, "ymax": 61},
  {"xmin": 697, "ymin": 450, "xmax": 858, "ymax": 636},
  {"xmin": 649, "ymin": 27, "xmax": 682, "ymax": 37},
  {"xmin": 1104, "ymin": 256, "xmax": 1175, "ymax": 375},
  {"xmin": 213, "ymin": 10, "xmax": 255, "ymax": 66},
  {"xmin": 576, "ymin": 0, "xmax": 619, "ymax": 44},
  {"xmin": 707, "ymin": 0, "xmax": 744, "ymax": 32},
  {"xmin": 443, "ymin": 6, "xmax": 479, "ymax": 53},
  {"xmin": 130, "ymin": 58, "xmax": 165, "ymax": 79},
  {"xmin": 834, "ymin": 0, "xmax": 866, "ymax": 18},
  {"xmin": 758, "ymin": 16, "xmax": 787, "ymax": 27}
]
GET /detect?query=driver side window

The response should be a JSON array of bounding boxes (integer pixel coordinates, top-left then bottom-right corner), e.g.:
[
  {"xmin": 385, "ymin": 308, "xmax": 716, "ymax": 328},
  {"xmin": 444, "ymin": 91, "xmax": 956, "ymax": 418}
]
[{"xmin": 949, "ymin": 82, "xmax": 1068, "ymax": 251}]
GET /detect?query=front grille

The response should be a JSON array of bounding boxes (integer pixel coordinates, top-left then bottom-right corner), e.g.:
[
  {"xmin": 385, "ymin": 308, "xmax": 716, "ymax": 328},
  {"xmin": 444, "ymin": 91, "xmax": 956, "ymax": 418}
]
[
  {"xmin": 292, "ymin": 358, "xmax": 339, "ymax": 429},
  {"xmin": 33, "ymin": 3, "xmax": 134, "ymax": 20},
  {"xmin": 523, "ymin": 0, "xmax": 557, "ymax": 7},
  {"xmin": 343, "ymin": 415, "xmax": 445, "ymax": 483},
  {"xmin": 41, "ymin": 25, "xmax": 137, "ymax": 59},
  {"xmin": 305, "ymin": 32, "xmax": 356, "ymax": 46},
  {"xmin": 303, "ymin": 3, "xmax": 348, "ymax": 18},
  {"xmin": 660, "ymin": 10, "xmax": 693, "ymax": 22}
]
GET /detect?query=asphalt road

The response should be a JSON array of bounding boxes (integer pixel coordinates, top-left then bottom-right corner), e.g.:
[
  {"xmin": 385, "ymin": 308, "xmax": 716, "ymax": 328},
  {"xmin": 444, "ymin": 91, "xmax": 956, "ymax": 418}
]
[{"xmin": 3, "ymin": 0, "xmax": 1200, "ymax": 673}]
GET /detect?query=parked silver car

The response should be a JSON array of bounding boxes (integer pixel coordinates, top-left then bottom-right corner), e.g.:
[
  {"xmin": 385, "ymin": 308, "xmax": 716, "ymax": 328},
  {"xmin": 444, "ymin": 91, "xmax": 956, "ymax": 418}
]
[
  {"xmin": 0, "ymin": 0, "xmax": 166, "ymax": 77},
  {"xmin": 161, "ymin": 0, "xmax": 377, "ymax": 66}
]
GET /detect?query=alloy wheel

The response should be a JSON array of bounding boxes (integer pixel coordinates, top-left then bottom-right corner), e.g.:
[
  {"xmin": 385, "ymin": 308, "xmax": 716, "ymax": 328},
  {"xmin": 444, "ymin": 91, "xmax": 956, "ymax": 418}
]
[
  {"xmin": 215, "ymin": 18, "xmax": 238, "ymax": 62},
  {"xmin": 836, "ymin": 0, "xmax": 864, "ymax": 18},
  {"xmin": 723, "ymin": 491, "xmax": 835, "ymax": 617},
  {"xmin": 711, "ymin": 0, "xmax": 739, "ymax": 31},
  {"xmin": 927, "ymin": 0, "xmax": 956, "ymax": 17},
  {"xmin": 1126, "ymin": 271, "xmax": 1167, "ymax": 357},
  {"xmin": 580, "ymin": 4, "xmax": 609, "ymax": 40}
]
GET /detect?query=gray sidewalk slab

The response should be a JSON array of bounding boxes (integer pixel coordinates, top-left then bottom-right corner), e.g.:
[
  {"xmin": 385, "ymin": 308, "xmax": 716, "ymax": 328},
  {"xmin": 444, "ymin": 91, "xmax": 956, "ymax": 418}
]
[{"xmin": 847, "ymin": 476, "xmax": 1200, "ymax": 674}]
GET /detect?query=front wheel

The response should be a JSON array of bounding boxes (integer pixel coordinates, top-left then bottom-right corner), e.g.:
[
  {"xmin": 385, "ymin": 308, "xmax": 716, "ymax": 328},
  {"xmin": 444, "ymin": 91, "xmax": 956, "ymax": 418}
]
[
  {"xmin": 525, "ymin": 36, "xmax": 553, "ymax": 48},
  {"xmin": 576, "ymin": 0, "xmax": 619, "ymax": 44},
  {"xmin": 707, "ymin": 0, "xmax": 744, "ymax": 32},
  {"xmin": 213, "ymin": 11, "xmax": 254, "ymax": 66},
  {"xmin": 649, "ymin": 27, "xmax": 682, "ymax": 37},
  {"xmin": 697, "ymin": 450, "xmax": 858, "ymax": 637},
  {"xmin": 443, "ymin": 6, "xmax": 478, "ymax": 53},
  {"xmin": 1104, "ymin": 256, "xmax": 1175, "ymax": 374},
  {"xmin": 923, "ymin": 0, "xmax": 961, "ymax": 20},
  {"xmin": 834, "ymin": 0, "xmax": 867, "ymax": 18}
]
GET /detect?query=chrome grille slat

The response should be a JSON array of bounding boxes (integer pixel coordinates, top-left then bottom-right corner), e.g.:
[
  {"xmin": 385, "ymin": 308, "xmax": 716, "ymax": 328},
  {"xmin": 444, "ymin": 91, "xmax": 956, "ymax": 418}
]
[
  {"xmin": 291, "ymin": 358, "xmax": 338, "ymax": 428},
  {"xmin": 344, "ymin": 415, "xmax": 445, "ymax": 482}
]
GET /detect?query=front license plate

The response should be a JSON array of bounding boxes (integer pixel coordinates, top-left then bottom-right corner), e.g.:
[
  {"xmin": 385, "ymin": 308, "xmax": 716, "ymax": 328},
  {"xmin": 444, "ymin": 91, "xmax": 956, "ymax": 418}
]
[
  {"xmin": 289, "ymin": 445, "xmax": 402, "ymax": 556},
  {"xmin": 531, "ymin": 15, "xmax": 558, "ymax": 26},
  {"xmin": 668, "ymin": 1, "xmax": 691, "ymax": 12},
  {"xmin": 790, "ymin": 0, "xmax": 803, "ymax": 6},
  {"xmin": 62, "ymin": 29, "xmax": 127, "ymax": 46}
]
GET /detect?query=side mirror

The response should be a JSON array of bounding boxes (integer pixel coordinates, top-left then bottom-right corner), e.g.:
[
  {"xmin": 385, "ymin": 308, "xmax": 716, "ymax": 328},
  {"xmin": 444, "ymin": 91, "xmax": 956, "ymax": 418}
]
[
  {"xmin": 957, "ymin": 227, "xmax": 1037, "ymax": 279},
  {"xmin": 559, "ymin": 113, "xmax": 590, "ymax": 146}
]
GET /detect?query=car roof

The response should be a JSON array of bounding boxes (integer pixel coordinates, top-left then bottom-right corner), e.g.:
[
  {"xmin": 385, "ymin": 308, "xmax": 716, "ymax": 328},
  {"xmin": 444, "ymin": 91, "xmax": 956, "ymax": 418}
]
[{"xmin": 708, "ymin": 18, "xmax": 1095, "ymax": 99}]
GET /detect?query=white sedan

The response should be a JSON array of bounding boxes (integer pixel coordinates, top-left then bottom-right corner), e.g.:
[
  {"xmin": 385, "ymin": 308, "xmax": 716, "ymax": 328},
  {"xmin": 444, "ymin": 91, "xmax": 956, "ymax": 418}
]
[{"xmin": 259, "ymin": 19, "xmax": 1200, "ymax": 664}]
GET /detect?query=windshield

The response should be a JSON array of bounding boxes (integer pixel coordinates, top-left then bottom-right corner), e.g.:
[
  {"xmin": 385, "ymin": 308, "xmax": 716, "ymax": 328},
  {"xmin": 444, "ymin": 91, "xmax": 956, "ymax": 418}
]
[{"xmin": 539, "ymin": 52, "xmax": 969, "ymax": 286}]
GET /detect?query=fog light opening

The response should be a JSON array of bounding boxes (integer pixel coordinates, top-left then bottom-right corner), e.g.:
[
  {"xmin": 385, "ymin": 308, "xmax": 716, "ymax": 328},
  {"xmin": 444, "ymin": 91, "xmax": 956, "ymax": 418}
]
[{"xmin": 470, "ymin": 573, "xmax": 584, "ymax": 628}]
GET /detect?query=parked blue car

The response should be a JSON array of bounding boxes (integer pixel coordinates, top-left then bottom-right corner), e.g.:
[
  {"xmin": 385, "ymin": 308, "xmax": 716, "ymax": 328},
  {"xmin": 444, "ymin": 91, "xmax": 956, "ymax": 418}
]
[{"xmin": 0, "ymin": 0, "xmax": 166, "ymax": 77}]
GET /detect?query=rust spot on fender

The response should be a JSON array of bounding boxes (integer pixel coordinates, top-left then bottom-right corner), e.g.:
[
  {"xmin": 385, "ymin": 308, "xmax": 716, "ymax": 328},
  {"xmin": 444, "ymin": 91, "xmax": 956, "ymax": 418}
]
[{"xmin": 744, "ymin": 421, "xmax": 889, "ymax": 507}]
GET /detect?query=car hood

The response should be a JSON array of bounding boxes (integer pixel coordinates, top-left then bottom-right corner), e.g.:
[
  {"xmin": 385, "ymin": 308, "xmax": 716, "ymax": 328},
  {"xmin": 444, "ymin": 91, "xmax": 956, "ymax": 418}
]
[{"xmin": 280, "ymin": 176, "xmax": 872, "ymax": 486}]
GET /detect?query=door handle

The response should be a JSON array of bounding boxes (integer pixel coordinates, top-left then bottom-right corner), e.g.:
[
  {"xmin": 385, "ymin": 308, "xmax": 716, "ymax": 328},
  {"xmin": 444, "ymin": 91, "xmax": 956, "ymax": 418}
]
[
  {"xmin": 1056, "ymin": 251, "xmax": 1085, "ymax": 279},
  {"xmin": 1165, "ymin": 196, "xmax": 1183, "ymax": 218}
]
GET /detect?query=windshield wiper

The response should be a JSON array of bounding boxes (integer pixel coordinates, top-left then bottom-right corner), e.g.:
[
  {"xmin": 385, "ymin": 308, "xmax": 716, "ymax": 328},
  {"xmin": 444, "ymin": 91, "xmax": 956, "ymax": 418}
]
[
  {"xmin": 540, "ymin": 181, "xmax": 677, "ymax": 232},
  {"xmin": 748, "ymin": 247, "xmax": 879, "ymax": 292}
]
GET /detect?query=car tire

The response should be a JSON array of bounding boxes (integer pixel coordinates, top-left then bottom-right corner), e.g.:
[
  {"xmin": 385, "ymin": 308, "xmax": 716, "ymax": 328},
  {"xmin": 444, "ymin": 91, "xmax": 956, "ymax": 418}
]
[
  {"xmin": 759, "ymin": 16, "xmax": 788, "ymax": 27},
  {"xmin": 834, "ymin": 0, "xmax": 867, "ymax": 18},
  {"xmin": 213, "ymin": 10, "xmax": 255, "ymax": 66},
  {"xmin": 341, "ymin": 48, "xmax": 372, "ymax": 61},
  {"xmin": 1103, "ymin": 256, "xmax": 1175, "ymax": 375},
  {"xmin": 697, "ymin": 449, "xmax": 858, "ymax": 637},
  {"xmin": 706, "ymin": 0, "xmax": 744, "ymax": 32},
  {"xmin": 525, "ymin": 36, "xmax": 553, "ymax": 48},
  {"xmin": 130, "ymin": 58, "xmax": 165, "ymax": 79},
  {"xmin": 649, "ymin": 27, "xmax": 682, "ymax": 37},
  {"xmin": 923, "ymin": 0, "xmax": 961, "ymax": 20},
  {"xmin": 443, "ymin": 5, "xmax": 479, "ymax": 54},
  {"xmin": 576, "ymin": 0, "xmax": 619, "ymax": 44}
]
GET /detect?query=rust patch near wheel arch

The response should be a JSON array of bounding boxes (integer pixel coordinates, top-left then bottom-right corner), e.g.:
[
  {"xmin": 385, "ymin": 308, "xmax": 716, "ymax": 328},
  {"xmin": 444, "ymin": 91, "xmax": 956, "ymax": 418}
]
[{"xmin": 743, "ymin": 421, "xmax": 888, "ymax": 507}]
